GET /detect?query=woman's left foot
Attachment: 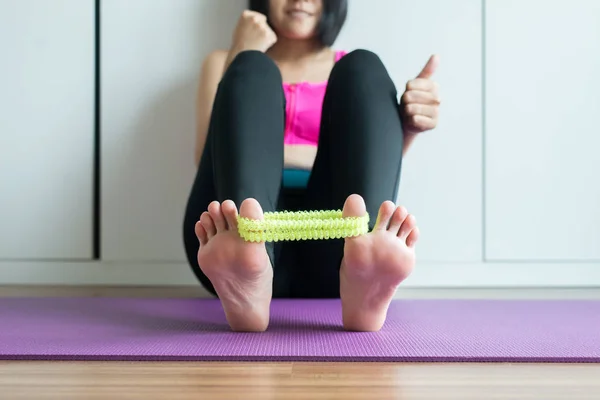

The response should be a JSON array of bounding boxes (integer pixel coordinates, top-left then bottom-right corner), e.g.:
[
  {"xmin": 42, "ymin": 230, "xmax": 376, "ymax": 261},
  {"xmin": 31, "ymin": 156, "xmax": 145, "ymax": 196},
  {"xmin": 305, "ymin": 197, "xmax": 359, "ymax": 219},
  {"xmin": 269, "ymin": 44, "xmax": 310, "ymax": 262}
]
[{"xmin": 340, "ymin": 194, "xmax": 419, "ymax": 331}]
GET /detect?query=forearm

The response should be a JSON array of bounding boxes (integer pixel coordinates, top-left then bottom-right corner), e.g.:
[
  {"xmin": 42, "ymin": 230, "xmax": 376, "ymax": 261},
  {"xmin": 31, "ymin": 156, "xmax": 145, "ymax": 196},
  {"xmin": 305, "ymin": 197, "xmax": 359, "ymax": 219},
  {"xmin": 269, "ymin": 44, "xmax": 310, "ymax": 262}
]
[
  {"xmin": 284, "ymin": 144, "xmax": 317, "ymax": 170},
  {"xmin": 223, "ymin": 42, "xmax": 262, "ymax": 74},
  {"xmin": 222, "ymin": 47, "xmax": 243, "ymax": 75}
]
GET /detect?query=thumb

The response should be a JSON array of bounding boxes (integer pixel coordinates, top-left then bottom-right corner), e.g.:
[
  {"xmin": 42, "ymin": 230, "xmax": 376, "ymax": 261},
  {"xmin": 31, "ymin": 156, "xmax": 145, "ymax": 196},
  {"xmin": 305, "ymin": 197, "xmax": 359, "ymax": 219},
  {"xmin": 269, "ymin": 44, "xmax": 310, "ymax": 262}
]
[{"xmin": 416, "ymin": 54, "xmax": 439, "ymax": 79}]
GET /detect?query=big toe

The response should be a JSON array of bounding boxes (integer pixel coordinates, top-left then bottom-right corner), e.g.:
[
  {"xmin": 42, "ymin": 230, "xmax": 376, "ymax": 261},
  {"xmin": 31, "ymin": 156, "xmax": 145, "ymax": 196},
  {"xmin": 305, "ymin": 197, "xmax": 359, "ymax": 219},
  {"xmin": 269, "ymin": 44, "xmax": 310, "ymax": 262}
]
[
  {"xmin": 239, "ymin": 198, "xmax": 264, "ymax": 220},
  {"xmin": 342, "ymin": 194, "xmax": 367, "ymax": 218}
]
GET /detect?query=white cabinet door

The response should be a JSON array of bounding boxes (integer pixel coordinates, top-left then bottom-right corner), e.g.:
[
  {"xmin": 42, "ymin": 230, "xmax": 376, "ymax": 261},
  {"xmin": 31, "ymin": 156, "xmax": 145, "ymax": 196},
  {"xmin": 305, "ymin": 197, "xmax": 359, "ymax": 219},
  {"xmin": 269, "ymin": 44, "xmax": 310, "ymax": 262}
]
[
  {"xmin": 101, "ymin": 0, "xmax": 246, "ymax": 261},
  {"xmin": 485, "ymin": 0, "xmax": 600, "ymax": 260},
  {"xmin": 0, "ymin": 0, "xmax": 95, "ymax": 259},
  {"xmin": 336, "ymin": 0, "xmax": 483, "ymax": 262}
]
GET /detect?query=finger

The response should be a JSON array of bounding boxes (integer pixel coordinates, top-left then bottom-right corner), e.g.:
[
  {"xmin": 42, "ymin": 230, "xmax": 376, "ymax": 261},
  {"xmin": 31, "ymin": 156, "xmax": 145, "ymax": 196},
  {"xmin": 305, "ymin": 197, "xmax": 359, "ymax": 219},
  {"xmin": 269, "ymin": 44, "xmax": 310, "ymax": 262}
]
[
  {"xmin": 405, "ymin": 115, "xmax": 437, "ymax": 131},
  {"xmin": 244, "ymin": 10, "xmax": 265, "ymax": 19},
  {"xmin": 401, "ymin": 90, "xmax": 441, "ymax": 106},
  {"xmin": 251, "ymin": 13, "xmax": 267, "ymax": 23},
  {"xmin": 404, "ymin": 104, "xmax": 439, "ymax": 119},
  {"xmin": 416, "ymin": 54, "xmax": 439, "ymax": 79},
  {"xmin": 406, "ymin": 78, "xmax": 439, "ymax": 94}
]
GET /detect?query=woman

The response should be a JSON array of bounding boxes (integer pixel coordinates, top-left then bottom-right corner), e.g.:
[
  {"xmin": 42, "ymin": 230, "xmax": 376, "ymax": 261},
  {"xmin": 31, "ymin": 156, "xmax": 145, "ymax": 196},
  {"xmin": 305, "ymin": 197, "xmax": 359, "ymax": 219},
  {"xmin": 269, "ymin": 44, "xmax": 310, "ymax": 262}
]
[{"xmin": 183, "ymin": 0, "xmax": 440, "ymax": 333}]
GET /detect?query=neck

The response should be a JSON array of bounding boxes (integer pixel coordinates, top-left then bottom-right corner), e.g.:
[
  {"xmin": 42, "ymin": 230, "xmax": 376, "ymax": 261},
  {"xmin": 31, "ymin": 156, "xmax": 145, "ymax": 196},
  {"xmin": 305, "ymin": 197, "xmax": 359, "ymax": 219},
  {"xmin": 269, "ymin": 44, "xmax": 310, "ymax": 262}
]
[{"xmin": 267, "ymin": 38, "xmax": 326, "ymax": 61}]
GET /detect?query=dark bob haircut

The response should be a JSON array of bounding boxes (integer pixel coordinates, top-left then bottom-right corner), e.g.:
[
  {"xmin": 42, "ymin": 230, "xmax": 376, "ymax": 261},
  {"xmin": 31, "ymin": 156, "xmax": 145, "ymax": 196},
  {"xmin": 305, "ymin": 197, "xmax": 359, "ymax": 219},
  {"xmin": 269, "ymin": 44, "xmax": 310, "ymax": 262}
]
[{"xmin": 248, "ymin": 0, "xmax": 347, "ymax": 47}]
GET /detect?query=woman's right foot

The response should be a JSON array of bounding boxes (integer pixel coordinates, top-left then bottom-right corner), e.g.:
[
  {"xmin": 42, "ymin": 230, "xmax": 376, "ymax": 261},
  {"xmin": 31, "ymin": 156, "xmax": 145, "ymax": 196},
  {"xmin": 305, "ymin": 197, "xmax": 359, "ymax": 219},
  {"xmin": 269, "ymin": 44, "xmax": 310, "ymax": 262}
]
[{"xmin": 195, "ymin": 199, "xmax": 273, "ymax": 332}]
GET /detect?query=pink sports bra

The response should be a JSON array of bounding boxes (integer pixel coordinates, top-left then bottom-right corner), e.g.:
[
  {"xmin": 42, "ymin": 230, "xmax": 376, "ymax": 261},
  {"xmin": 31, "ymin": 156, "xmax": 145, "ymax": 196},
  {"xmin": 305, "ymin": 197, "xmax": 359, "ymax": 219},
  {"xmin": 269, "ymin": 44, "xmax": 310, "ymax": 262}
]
[{"xmin": 282, "ymin": 50, "xmax": 347, "ymax": 146}]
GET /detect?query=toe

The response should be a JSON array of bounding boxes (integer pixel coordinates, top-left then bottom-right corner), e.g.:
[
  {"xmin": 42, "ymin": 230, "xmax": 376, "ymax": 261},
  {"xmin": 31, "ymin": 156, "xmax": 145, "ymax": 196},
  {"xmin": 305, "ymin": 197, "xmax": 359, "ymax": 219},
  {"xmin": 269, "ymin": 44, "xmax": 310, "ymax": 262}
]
[
  {"xmin": 239, "ymin": 198, "xmax": 264, "ymax": 220},
  {"xmin": 221, "ymin": 200, "xmax": 239, "ymax": 230},
  {"xmin": 200, "ymin": 211, "xmax": 217, "ymax": 238},
  {"xmin": 342, "ymin": 194, "xmax": 367, "ymax": 218},
  {"xmin": 387, "ymin": 206, "xmax": 408, "ymax": 234},
  {"xmin": 398, "ymin": 214, "xmax": 417, "ymax": 240},
  {"xmin": 406, "ymin": 226, "xmax": 420, "ymax": 248},
  {"xmin": 195, "ymin": 221, "xmax": 208, "ymax": 246},
  {"xmin": 208, "ymin": 201, "xmax": 227, "ymax": 232},
  {"xmin": 375, "ymin": 201, "xmax": 397, "ymax": 231},
  {"xmin": 373, "ymin": 201, "xmax": 397, "ymax": 231}
]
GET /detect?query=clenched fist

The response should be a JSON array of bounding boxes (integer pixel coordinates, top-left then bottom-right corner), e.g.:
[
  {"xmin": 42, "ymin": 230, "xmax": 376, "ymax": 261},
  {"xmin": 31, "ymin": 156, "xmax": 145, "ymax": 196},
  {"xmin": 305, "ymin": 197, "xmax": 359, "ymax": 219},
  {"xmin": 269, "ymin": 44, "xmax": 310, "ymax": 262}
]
[
  {"xmin": 400, "ymin": 55, "xmax": 441, "ymax": 136},
  {"xmin": 231, "ymin": 10, "xmax": 278, "ymax": 53}
]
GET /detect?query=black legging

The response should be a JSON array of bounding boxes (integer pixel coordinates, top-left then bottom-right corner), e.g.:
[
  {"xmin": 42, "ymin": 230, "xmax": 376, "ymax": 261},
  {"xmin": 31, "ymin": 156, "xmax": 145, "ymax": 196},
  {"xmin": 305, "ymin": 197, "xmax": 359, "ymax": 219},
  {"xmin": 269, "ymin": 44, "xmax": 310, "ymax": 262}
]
[{"xmin": 182, "ymin": 49, "xmax": 404, "ymax": 298}]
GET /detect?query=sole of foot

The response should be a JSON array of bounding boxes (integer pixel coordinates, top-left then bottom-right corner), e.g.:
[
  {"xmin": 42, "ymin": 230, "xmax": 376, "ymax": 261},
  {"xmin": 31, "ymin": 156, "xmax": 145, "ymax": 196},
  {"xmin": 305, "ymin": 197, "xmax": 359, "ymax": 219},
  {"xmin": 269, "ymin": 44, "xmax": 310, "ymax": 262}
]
[
  {"xmin": 340, "ymin": 194, "xmax": 419, "ymax": 332},
  {"xmin": 195, "ymin": 198, "xmax": 273, "ymax": 332}
]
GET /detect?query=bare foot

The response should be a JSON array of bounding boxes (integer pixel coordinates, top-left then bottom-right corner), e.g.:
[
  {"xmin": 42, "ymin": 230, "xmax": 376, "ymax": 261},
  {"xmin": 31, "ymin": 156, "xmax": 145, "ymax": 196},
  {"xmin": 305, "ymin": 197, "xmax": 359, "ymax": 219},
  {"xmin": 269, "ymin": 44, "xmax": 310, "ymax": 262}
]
[
  {"xmin": 195, "ymin": 199, "xmax": 273, "ymax": 332},
  {"xmin": 340, "ymin": 194, "xmax": 419, "ymax": 332}
]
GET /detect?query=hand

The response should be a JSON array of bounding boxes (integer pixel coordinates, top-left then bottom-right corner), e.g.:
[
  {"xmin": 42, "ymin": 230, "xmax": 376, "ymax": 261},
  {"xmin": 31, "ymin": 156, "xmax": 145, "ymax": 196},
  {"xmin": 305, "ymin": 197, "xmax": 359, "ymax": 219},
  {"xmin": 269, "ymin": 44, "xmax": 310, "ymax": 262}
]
[
  {"xmin": 231, "ymin": 10, "xmax": 277, "ymax": 53},
  {"xmin": 400, "ymin": 55, "xmax": 441, "ymax": 136}
]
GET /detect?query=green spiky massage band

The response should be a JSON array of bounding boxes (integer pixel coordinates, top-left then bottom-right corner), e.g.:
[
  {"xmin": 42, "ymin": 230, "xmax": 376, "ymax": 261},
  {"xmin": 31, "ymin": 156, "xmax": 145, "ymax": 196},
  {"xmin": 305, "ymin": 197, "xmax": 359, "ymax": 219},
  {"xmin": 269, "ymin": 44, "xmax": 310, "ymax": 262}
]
[{"xmin": 237, "ymin": 210, "xmax": 370, "ymax": 242}]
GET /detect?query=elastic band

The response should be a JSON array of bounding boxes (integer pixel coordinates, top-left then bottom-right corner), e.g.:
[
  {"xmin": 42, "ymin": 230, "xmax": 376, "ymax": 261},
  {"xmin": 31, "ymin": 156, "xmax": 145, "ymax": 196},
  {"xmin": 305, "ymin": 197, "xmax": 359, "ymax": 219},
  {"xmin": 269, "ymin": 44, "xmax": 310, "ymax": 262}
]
[{"xmin": 237, "ymin": 210, "xmax": 370, "ymax": 242}]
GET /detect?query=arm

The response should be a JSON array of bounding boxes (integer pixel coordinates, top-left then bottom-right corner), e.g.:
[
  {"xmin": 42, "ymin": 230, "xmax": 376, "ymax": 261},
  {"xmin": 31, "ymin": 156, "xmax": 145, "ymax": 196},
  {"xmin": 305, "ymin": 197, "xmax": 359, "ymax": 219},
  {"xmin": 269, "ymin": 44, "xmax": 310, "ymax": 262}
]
[
  {"xmin": 194, "ymin": 11, "xmax": 277, "ymax": 166},
  {"xmin": 194, "ymin": 50, "xmax": 228, "ymax": 167}
]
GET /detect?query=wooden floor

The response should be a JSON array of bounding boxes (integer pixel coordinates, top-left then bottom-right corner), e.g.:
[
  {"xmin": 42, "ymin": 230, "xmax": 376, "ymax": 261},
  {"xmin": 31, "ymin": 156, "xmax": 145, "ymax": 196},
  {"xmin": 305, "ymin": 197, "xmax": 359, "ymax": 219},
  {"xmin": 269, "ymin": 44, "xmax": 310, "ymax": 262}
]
[
  {"xmin": 2, "ymin": 361, "xmax": 599, "ymax": 399},
  {"xmin": 1, "ymin": 286, "xmax": 599, "ymax": 399}
]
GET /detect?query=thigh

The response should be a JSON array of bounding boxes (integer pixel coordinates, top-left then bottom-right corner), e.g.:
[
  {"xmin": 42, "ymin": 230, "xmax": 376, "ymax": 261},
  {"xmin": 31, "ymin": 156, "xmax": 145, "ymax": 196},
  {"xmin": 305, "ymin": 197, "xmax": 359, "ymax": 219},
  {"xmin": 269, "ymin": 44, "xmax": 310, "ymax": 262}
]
[
  {"xmin": 308, "ymin": 49, "xmax": 404, "ymax": 213},
  {"xmin": 292, "ymin": 49, "xmax": 405, "ymax": 298},
  {"xmin": 183, "ymin": 50, "xmax": 288, "ymax": 294},
  {"xmin": 210, "ymin": 50, "xmax": 286, "ymax": 209}
]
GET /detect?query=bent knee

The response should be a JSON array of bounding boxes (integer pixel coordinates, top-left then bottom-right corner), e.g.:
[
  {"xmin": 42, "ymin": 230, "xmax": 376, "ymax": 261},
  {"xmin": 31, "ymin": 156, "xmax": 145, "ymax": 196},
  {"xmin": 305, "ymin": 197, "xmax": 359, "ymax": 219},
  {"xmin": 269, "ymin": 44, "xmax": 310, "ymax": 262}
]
[
  {"xmin": 230, "ymin": 50, "xmax": 274, "ymax": 68},
  {"xmin": 329, "ymin": 49, "xmax": 394, "ymax": 93},
  {"xmin": 224, "ymin": 50, "xmax": 282, "ymax": 82},
  {"xmin": 342, "ymin": 49, "xmax": 384, "ymax": 65},
  {"xmin": 333, "ymin": 49, "xmax": 386, "ymax": 76}
]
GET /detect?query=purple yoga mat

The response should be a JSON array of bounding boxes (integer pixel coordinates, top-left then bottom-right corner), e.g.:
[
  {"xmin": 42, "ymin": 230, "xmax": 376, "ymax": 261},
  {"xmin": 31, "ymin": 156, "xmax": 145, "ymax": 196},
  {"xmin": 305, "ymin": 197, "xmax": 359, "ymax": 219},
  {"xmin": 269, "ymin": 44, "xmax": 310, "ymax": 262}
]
[{"xmin": 0, "ymin": 298, "xmax": 598, "ymax": 362}]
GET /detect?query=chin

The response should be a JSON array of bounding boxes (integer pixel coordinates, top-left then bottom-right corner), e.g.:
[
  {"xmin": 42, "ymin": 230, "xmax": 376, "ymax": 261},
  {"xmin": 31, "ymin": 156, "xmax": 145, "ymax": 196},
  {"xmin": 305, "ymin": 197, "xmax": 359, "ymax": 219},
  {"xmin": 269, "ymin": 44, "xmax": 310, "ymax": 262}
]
[
  {"xmin": 279, "ymin": 28, "xmax": 317, "ymax": 41},
  {"xmin": 288, "ymin": 34, "xmax": 317, "ymax": 41},
  {"xmin": 272, "ymin": 19, "xmax": 317, "ymax": 39}
]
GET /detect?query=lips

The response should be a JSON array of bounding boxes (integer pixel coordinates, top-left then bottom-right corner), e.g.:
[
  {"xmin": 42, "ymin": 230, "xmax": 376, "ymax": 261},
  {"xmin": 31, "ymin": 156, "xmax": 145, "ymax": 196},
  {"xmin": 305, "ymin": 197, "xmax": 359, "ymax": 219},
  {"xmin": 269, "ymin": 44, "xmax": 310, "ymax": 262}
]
[{"xmin": 286, "ymin": 9, "xmax": 312, "ymax": 17}]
